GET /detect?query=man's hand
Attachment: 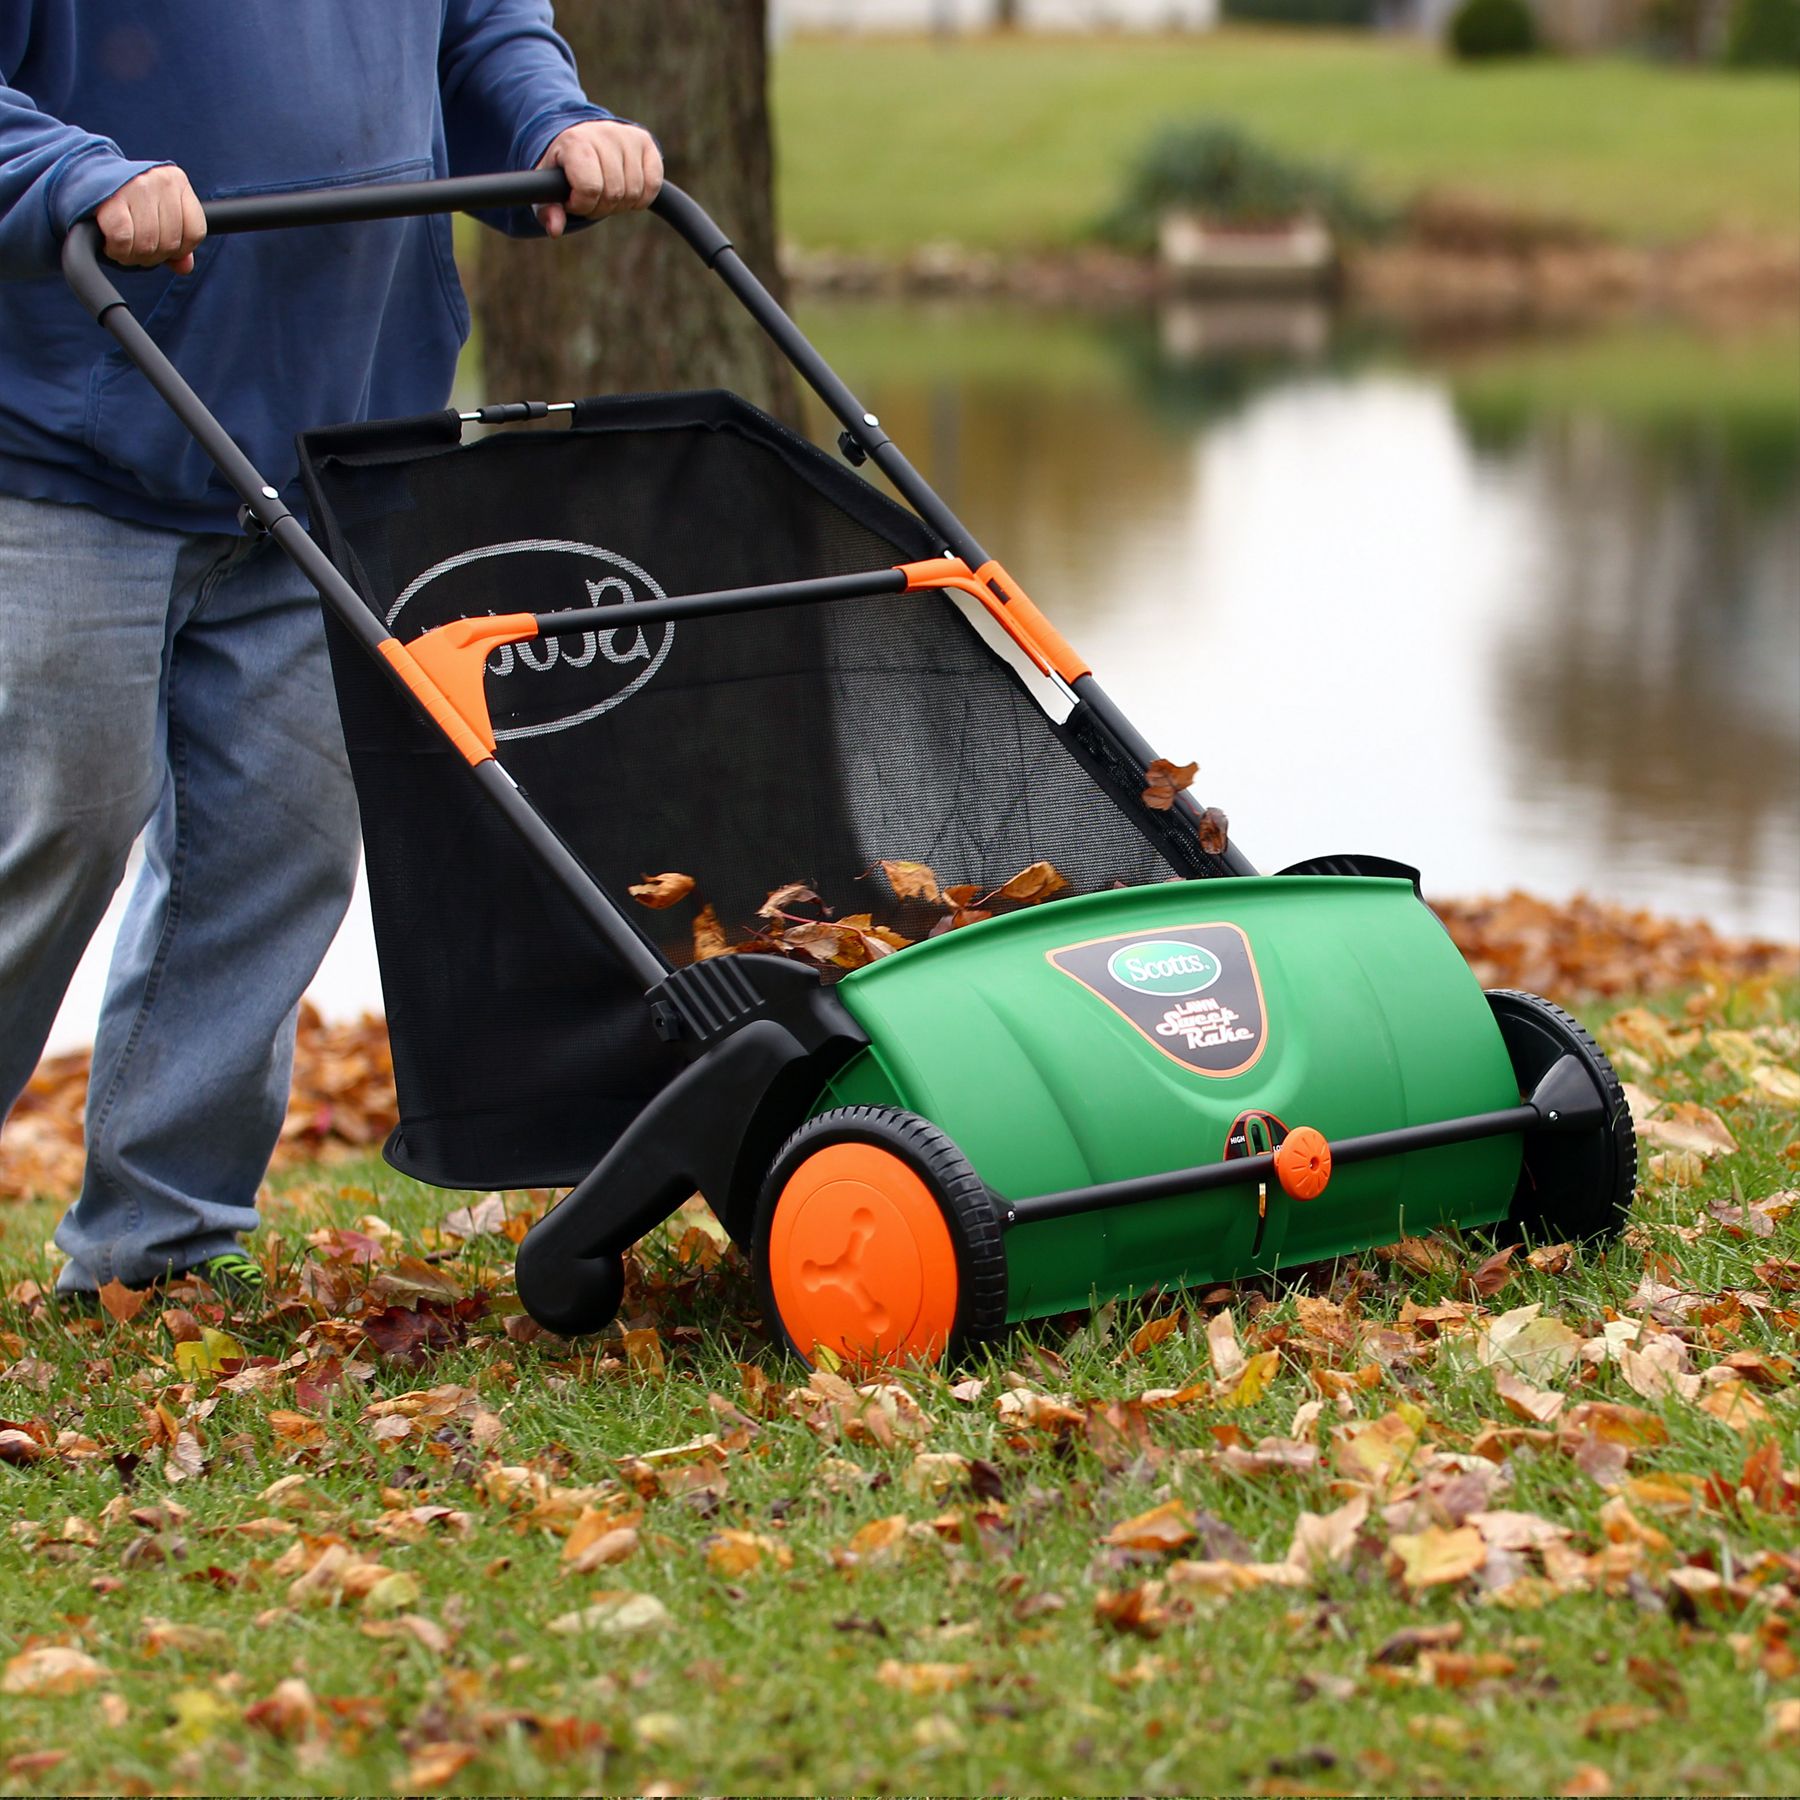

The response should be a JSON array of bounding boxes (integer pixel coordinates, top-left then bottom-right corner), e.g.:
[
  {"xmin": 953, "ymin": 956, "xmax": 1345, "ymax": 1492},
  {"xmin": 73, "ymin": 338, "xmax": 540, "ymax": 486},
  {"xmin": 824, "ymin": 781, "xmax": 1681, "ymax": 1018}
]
[
  {"xmin": 94, "ymin": 166, "xmax": 207, "ymax": 273},
  {"xmin": 535, "ymin": 121, "xmax": 663, "ymax": 238}
]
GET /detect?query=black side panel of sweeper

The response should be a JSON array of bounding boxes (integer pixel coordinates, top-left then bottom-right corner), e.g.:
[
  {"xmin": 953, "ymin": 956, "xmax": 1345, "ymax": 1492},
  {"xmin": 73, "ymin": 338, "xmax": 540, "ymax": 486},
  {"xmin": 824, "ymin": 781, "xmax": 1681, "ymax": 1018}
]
[{"xmin": 300, "ymin": 391, "xmax": 1188, "ymax": 1190}]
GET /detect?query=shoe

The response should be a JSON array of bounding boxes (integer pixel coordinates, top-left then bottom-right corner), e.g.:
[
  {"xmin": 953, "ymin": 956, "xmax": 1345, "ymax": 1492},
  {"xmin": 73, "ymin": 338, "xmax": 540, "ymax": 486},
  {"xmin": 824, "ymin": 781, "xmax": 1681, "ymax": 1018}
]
[{"xmin": 57, "ymin": 1249, "xmax": 268, "ymax": 1314}]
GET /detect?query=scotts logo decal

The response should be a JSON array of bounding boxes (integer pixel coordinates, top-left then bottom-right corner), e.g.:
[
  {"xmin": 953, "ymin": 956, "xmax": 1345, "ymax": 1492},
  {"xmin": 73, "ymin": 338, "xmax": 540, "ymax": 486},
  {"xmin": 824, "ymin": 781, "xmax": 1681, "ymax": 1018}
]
[
  {"xmin": 1049, "ymin": 923, "xmax": 1267, "ymax": 1078},
  {"xmin": 1106, "ymin": 939, "xmax": 1222, "ymax": 998},
  {"xmin": 387, "ymin": 540, "xmax": 672, "ymax": 743}
]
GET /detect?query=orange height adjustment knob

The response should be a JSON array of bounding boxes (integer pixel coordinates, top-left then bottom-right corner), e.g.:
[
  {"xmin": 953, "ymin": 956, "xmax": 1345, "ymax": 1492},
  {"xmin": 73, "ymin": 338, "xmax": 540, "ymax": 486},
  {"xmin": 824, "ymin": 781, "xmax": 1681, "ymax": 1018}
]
[{"xmin": 1274, "ymin": 1127, "xmax": 1332, "ymax": 1201}]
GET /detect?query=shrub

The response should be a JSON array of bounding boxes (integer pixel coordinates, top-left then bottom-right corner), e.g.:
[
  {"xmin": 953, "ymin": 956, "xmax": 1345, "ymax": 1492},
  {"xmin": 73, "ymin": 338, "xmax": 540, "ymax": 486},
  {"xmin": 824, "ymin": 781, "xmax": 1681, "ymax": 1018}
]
[
  {"xmin": 1448, "ymin": 0, "xmax": 1539, "ymax": 59},
  {"xmin": 1099, "ymin": 120, "xmax": 1389, "ymax": 250},
  {"xmin": 1724, "ymin": 0, "xmax": 1800, "ymax": 65}
]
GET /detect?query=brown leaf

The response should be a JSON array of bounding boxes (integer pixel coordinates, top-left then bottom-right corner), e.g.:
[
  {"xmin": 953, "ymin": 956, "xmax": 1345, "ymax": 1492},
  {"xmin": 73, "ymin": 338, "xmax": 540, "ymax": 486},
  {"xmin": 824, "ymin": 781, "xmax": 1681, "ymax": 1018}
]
[
  {"xmin": 1125, "ymin": 1310, "xmax": 1183, "ymax": 1359},
  {"xmin": 758, "ymin": 881, "xmax": 827, "ymax": 919},
  {"xmin": 692, "ymin": 904, "xmax": 729, "ymax": 961},
  {"xmin": 1141, "ymin": 758, "xmax": 1198, "ymax": 811},
  {"xmin": 97, "ymin": 1279, "xmax": 149, "ymax": 1325},
  {"xmin": 1102, "ymin": 1499, "xmax": 1197, "ymax": 1554},
  {"xmin": 1197, "ymin": 806, "xmax": 1231, "ymax": 856},
  {"xmin": 876, "ymin": 1659, "xmax": 973, "ymax": 1695},
  {"xmin": 993, "ymin": 860, "xmax": 1070, "ymax": 906},
  {"xmin": 1494, "ymin": 1366, "xmax": 1566, "ymax": 1424},
  {"xmin": 2, "ymin": 1647, "xmax": 104, "ymax": 1695},
  {"xmin": 1094, "ymin": 1582, "xmax": 1169, "ymax": 1638},
  {"xmin": 878, "ymin": 860, "xmax": 943, "ymax": 905},
  {"xmin": 705, "ymin": 1529, "xmax": 791, "ymax": 1577},
  {"xmin": 1389, "ymin": 1524, "xmax": 1486, "ymax": 1589},
  {"xmin": 1465, "ymin": 1243, "xmax": 1519, "ymax": 1299},
  {"xmin": 405, "ymin": 1742, "xmax": 480, "ymax": 1789},
  {"xmin": 628, "ymin": 871, "xmax": 696, "ymax": 910},
  {"xmin": 1638, "ymin": 1102, "xmax": 1738, "ymax": 1160},
  {"xmin": 243, "ymin": 1677, "xmax": 317, "ymax": 1740},
  {"xmin": 1371, "ymin": 1622, "xmax": 1463, "ymax": 1665}
]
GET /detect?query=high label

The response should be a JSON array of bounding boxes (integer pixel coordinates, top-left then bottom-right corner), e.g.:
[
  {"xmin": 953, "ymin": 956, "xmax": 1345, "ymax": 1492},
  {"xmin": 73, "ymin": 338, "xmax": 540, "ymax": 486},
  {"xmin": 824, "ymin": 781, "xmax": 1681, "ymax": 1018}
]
[
  {"xmin": 388, "ymin": 540, "xmax": 673, "ymax": 743},
  {"xmin": 1049, "ymin": 923, "xmax": 1267, "ymax": 1078}
]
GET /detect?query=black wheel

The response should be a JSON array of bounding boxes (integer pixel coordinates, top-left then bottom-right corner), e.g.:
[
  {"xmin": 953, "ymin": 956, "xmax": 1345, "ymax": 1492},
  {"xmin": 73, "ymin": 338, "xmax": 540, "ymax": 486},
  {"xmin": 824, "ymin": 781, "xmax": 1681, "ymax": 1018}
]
[
  {"xmin": 754, "ymin": 1106, "xmax": 1007, "ymax": 1368},
  {"xmin": 1486, "ymin": 989, "xmax": 1636, "ymax": 1245},
  {"xmin": 514, "ymin": 1236, "xmax": 626, "ymax": 1339}
]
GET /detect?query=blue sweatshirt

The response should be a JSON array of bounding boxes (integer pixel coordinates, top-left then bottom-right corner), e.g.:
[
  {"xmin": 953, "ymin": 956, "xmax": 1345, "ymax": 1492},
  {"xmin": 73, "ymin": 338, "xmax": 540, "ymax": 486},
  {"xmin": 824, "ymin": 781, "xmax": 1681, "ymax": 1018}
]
[{"xmin": 0, "ymin": 2, "xmax": 613, "ymax": 532}]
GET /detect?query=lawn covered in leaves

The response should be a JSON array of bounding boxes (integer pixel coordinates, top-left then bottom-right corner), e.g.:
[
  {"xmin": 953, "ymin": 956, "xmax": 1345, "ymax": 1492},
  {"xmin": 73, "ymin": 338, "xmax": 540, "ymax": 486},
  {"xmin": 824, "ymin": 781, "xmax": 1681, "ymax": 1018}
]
[{"xmin": 1, "ymin": 981, "xmax": 1796, "ymax": 1797}]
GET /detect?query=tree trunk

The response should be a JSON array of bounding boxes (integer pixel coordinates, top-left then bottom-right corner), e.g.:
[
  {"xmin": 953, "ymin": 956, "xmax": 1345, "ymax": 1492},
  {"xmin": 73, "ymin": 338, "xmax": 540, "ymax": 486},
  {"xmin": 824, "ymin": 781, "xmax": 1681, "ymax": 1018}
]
[{"xmin": 472, "ymin": 1, "xmax": 797, "ymax": 423}]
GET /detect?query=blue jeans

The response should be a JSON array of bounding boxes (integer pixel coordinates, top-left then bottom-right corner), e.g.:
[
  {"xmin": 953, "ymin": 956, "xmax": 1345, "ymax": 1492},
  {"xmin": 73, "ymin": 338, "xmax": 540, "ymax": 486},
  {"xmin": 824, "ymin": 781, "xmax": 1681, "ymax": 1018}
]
[{"xmin": 0, "ymin": 491, "xmax": 360, "ymax": 1290}]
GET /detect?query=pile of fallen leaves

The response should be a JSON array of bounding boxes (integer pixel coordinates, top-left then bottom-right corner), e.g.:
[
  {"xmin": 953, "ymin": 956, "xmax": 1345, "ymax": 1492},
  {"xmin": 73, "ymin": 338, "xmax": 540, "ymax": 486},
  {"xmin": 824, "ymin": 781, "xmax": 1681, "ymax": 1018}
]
[
  {"xmin": 1, "ymin": 1007, "xmax": 396, "ymax": 1204},
  {"xmin": 1433, "ymin": 890, "xmax": 1798, "ymax": 1004}
]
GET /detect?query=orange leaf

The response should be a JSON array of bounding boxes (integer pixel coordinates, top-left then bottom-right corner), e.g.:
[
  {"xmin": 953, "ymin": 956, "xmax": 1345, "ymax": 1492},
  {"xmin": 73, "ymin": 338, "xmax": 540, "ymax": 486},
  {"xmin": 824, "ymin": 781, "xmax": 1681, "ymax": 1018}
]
[
  {"xmin": 1125, "ymin": 1310, "xmax": 1183, "ymax": 1359},
  {"xmin": 879, "ymin": 860, "xmax": 943, "ymax": 905},
  {"xmin": 691, "ymin": 905, "xmax": 728, "ymax": 962},
  {"xmin": 1389, "ymin": 1524, "xmax": 1486, "ymax": 1589},
  {"xmin": 627, "ymin": 871, "xmax": 695, "ymax": 910},
  {"xmin": 1102, "ymin": 1499, "xmax": 1196, "ymax": 1554},
  {"xmin": 1140, "ymin": 759, "xmax": 1198, "ymax": 811},
  {"xmin": 992, "ymin": 861, "xmax": 1070, "ymax": 905},
  {"xmin": 97, "ymin": 1279, "xmax": 148, "ymax": 1324},
  {"xmin": 876, "ymin": 1659, "xmax": 973, "ymax": 1695}
]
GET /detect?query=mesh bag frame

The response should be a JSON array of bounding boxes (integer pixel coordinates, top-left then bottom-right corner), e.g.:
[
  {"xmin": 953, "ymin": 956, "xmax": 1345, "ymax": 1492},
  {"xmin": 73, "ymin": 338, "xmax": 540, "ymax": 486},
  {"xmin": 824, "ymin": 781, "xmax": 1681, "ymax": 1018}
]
[{"xmin": 299, "ymin": 391, "xmax": 1217, "ymax": 1190}]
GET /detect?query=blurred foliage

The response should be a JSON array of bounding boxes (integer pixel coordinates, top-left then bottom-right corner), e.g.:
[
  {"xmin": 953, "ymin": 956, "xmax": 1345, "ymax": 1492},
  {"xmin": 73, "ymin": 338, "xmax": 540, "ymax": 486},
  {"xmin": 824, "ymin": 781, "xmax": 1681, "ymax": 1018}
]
[
  {"xmin": 1221, "ymin": 0, "xmax": 1379, "ymax": 24},
  {"xmin": 1448, "ymin": 0, "xmax": 1540, "ymax": 60},
  {"xmin": 1098, "ymin": 120, "xmax": 1392, "ymax": 251},
  {"xmin": 1725, "ymin": 0, "xmax": 1800, "ymax": 64}
]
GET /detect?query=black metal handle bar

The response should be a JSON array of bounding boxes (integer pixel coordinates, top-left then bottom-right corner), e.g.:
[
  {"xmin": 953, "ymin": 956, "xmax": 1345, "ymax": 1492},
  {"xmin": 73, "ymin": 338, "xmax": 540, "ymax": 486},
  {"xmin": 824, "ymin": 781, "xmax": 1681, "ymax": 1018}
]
[{"xmin": 61, "ymin": 169, "xmax": 1254, "ymax": 967}]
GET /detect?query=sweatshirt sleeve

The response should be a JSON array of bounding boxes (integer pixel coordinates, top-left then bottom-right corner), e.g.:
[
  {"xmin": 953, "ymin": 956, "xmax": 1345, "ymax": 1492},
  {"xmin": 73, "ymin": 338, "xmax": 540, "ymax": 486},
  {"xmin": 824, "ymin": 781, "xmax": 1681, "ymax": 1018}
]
[
  {"xmin": 440, "ymin": 0, "xmax": 617, "ymax": 235},
  {"xmin": 0, "ymin": 52, "xmax": 162, "ymax": 280}
]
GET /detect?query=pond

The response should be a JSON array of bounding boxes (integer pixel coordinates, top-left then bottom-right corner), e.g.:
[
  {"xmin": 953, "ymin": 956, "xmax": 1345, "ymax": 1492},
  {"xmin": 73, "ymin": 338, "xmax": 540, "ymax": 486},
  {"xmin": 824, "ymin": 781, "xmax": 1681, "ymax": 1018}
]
[{"xmin": 47, "ymin": 306, "xmax": 1800, "ymax": 1052}]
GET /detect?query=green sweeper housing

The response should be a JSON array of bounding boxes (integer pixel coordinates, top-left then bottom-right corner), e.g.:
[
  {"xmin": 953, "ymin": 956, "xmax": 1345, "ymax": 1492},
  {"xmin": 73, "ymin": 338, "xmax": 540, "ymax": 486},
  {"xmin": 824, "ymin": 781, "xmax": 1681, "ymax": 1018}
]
[{"xmin": 65, "ymin": 174, "xmax": 1637, "ymax": 1366}]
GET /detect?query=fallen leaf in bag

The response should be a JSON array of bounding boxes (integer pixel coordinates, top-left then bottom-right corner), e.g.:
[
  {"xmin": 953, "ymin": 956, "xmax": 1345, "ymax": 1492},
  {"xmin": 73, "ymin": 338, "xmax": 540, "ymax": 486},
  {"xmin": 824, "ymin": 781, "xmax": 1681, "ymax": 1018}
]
[
  {"xmin": 3, "ymin": 1647, "xmax": 105, "ymax": 1696},
  {"xmin": 993, "ymin": 861, "xmax": 1070, "ymax": 905},
  {"xmin": 691, "ymin": 904, "xmax": 729, "ymax": 961},
  {"xmin": 878, "ymin": 860, "xmax": 943, "ymax": 904},
  {"xmin": 759, "ymin": 881, "xmax": 828, "ymax": 919},
  {"xmin": 1197, "ymin": 807, "xmax": 1231, "ymax": 856},
  {"xmin": 1141, "ymin": 759, "xmax": 1198, "ymax": 811},
  {"xmin": 628, "ymin": 871, "xmax": 696, "ymax": 910}
]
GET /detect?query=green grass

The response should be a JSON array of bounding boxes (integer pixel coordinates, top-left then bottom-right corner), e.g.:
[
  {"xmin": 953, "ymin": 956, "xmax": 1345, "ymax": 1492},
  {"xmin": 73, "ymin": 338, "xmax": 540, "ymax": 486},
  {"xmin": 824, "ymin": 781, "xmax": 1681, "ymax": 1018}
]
[
  {"xmin": 1, "ymin": 987, "xmax": 1796, "ymax": 1794},
  {"xmin": 772, "ymin": 29, "xmax": 1800, "ymax": 252}
]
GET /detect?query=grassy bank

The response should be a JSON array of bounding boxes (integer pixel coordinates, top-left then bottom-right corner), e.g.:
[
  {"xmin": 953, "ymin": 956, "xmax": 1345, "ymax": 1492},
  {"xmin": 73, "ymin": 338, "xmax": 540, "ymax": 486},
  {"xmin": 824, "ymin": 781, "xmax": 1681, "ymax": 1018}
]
[
  {"xmin": 773, "ymin": 30, "xmax": 1800, "ymax": 253},
  {"xmin": 1, "ymin": 984, "xmax": 1796, "ymax": 1794}
]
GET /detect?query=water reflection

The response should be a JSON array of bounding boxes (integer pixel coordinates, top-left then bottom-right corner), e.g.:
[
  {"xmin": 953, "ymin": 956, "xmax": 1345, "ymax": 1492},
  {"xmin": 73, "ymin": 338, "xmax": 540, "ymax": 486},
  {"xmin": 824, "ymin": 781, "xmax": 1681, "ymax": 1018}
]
[
  {"xmin": 800, "ymin": 304, "xmax": 1800, "ymax": 940},
  {"xmin": 43, "ymin": 306, "xmax": 1800, "ymax": 1054}
]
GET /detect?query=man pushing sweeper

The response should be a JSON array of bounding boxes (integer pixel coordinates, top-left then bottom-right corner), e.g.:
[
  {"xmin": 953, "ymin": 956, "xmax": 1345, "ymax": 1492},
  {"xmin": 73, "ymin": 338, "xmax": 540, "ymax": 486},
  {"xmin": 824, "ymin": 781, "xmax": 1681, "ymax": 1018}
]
[{"xmin": 0, "ymin": 3, "xmax": 660, "ymax": 1300}]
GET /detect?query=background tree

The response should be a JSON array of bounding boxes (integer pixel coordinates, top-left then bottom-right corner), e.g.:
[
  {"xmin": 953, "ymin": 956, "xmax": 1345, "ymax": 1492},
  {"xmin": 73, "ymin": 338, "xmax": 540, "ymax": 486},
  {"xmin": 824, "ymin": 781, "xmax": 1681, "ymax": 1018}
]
[{"xmin": 474, "ymin": 0, "xmax": 797, "ymax": 422}]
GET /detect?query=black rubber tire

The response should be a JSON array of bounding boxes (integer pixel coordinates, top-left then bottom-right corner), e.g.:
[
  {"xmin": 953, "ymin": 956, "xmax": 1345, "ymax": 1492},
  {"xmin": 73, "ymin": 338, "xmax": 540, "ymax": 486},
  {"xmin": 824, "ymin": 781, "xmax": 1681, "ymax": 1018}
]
[
  {"xmin": 754, "ymin": 1106, "xmax": 1007, "ymax": 1366},
  {"xmin": 1486, "ymin": 989, "xmax": 1636, "ymax": 1246}
]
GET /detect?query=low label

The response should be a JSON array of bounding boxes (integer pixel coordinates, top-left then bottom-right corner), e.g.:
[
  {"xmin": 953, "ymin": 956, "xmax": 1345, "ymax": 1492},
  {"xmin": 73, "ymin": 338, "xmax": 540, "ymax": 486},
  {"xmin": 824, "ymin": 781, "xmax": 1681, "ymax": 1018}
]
[{"xmin": 1049, "ymin": 922, "xmax": 1267, "ymax": 1078}]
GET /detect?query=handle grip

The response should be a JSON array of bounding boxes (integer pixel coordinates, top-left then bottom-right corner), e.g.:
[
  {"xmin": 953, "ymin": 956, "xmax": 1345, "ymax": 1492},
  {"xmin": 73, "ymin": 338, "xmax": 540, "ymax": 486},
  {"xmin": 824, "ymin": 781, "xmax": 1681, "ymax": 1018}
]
[{"xmin": 62, "ymin": 173, "xmax": 727, "ymax": 318}]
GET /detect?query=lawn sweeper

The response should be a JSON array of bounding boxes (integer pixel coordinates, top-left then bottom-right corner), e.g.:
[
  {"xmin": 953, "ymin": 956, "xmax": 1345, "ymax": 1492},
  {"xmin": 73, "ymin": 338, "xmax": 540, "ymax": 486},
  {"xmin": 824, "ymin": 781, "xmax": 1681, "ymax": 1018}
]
[{"xmin": 64, "ymin": 174, "xmax": 1637, "ymax": 1366}]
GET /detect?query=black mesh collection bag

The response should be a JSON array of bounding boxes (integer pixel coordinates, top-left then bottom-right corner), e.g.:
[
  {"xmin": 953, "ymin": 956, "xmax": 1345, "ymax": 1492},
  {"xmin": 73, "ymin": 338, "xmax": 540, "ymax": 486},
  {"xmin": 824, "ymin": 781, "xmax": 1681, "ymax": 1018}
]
[{"xmin": 299, "ymin": 391, "xmax": 1204, "ymax": 1190}]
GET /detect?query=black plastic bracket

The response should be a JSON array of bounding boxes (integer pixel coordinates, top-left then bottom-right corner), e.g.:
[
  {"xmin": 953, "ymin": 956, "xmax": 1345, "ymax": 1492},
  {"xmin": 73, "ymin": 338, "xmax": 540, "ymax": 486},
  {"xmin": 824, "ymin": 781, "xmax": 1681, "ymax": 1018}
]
[
  {"xmin": 1277, "ymin": 853, "xmax": 1423, "ymax": 895},
  {"xmin": 514, "ymin": 957, "xmax": 870, "ymax": 1335},
  {"xmin": 837, "ymin": 428, "xmax": 868, "ymax": 467}
]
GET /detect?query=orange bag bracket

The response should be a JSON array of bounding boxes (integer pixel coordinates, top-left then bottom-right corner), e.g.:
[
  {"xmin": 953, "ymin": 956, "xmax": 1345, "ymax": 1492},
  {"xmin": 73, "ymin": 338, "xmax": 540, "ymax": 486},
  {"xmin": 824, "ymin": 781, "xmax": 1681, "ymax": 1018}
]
[
  {"xmin": 378, "ymin": 612, "xmax": 539, "ymax": 764},
  {"xmin": 895, "ymin": 556, "xmax": 1091, "ymax": 685}
]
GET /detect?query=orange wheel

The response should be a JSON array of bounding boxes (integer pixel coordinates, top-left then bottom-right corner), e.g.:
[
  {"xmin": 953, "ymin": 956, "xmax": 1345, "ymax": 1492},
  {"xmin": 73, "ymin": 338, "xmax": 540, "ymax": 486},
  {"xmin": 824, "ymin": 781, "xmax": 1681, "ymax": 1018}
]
[
  {"xmin": 756, "ymin": 1108, "xmax": 1006, "ymax": 1369},
  {"xmin": 1274, "ymin": 1125, "xmax": 1332, "ymax": 1201}
]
